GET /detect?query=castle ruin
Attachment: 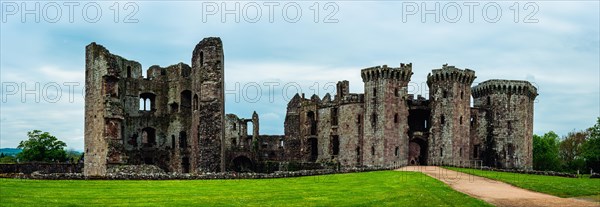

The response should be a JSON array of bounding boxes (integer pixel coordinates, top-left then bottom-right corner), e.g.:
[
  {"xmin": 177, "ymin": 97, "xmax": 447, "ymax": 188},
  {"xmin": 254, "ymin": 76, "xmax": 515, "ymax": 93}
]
[{"xmin": 84, "ymin": 38, "xmax": 537, "ymax": 176}]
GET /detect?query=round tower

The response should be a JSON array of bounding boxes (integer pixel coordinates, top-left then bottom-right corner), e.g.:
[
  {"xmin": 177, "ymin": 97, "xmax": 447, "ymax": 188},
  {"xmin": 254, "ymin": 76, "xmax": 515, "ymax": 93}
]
[
  {"xmin": 427, "ymin": 64, "xmax": 476, "ymax": 166},
  {"xmin": 191, "ymin": 37, "xmax": 225, "ymax": 172},
  {"xmin": 472, "ymin": 80, "xmax": 537, "ymax": 169},
  {"xmin": 360, "ymin": 63, "xmax": 412, "ymax": 167}
]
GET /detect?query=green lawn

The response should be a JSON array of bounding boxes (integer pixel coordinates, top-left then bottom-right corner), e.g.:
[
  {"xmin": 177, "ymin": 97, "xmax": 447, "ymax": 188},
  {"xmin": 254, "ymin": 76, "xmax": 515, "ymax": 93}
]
[
  {"xmin": 0, "ymin": 171, "xmax": 491, "ymax": 206},
  {"xmin": 446, "ymin": 167, "xmax": 600, "ymax": 198}
]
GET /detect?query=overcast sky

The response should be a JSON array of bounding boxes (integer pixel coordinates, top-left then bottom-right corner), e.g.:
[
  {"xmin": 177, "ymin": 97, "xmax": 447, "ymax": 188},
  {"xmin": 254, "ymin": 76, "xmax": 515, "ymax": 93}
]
[{"xmin": 1, "ymin": 1, "xmax": 598, "ymax": 151}]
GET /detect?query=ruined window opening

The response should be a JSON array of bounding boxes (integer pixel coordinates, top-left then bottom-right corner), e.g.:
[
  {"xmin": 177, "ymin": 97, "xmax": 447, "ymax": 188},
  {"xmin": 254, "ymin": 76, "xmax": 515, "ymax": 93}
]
[
  {"xmin": 200, "ymin": 51, "xmax": 204, "ymax": 66},
  {"xmin": 180, "ymin": 90, "xmax": 192, "ymax": 112},
  {"xmin": 280, "ymin": 139, "xmax": 284, "ymax": 148},
  {"xmin": 395, "ymin": 147, "xmax": 399, "ymax": 157},
  {"xmin": 443, "ymin": 90, "xmax": 448, "ymax": 98},
  {"xmin": 247, "ymin": 122, "xmax": 254, "ymax": 137},
  {"xmin": 394, "ymin": 113, "xmax": 399, "ymax": 123},
  {"xmin": 460, "ymin": 116, "xmax": 463, "ymax": 125},
  {"xmin": 140, "ymin": 93, "xmax": 156, "ymax": 112},
  {"xmin": 307, "ymin": 111, "xmax": 317, "ymax": 135},
  {"xmin": 373, "ymin": 88, "xmax": 377, "ymax": 97},
  {"xmin": 231, "ymin": 138, "xmax": 237, "ymax": 146},
  {"xmin": 169, "ymin": 103, "xmax": 179, "ymax": 114},
  {"xmin": 460, "ymin": 91, "xmax": 464, "ymax": 99},
  {"xmin": 145, "ymin": 99, "xmax": 150, "ymax": 110},
  {"xmin": 171, "ymin": 135, "xmax": 175, "ymax": 149},
  {"xmin": 129, "ymin": 134, "xmax": 138, "ymax": 147},
  {"xmin": 331, "ymin": 107, "xmax": 338, "ymax": 126},
  {"xmin": 371, "ymin": 113, "xmax": 377, "ymax": 128},
  {"xmin": 331, "ymin": 136, "xmax": 340, "ymax": 155},
  {"xmin": 179, "ymin": 131, "xmax": 187, "ymax": 149},
  {"xmin": 308, "ymin": 138, "xmax": 318, "ymax": 162},
  {"xmin": 193, "ymin": 94, "xmax": 199, "ymax": 111},
  {"xmin": 139, "ymin": 98, "xmax": 146, "ymax": 111},
  {"xmin": 473, "ymin": 145, "xmax": 480, "ymax": 158},
  {"xmin": 127, "ymin": 66, "xmax": 131, "ymax": 78},
  {"xmin": 459, "ymin": 148, "xmax": 463, "ymax": 157},
  {"xmin": 160, "ymin": 69, "xmax": 166, "ymax": 76},
  {"xmin": 470, "ymin": 116, "xmax": 475, "ymax": 127},
  {"xmin": 440, "ymin": 148, "xmax": 443, "ymax": 157},
  {"xmin": 357, "ymin": 114, "xmax": 362, "ymax": 136},
  {"xmin": 103, "ymin": 76, "xmax": 119, "ymax": 98},
  {"xmin": 508, "ymin": 121, "xmax": 512, "ymax": 131},
  {"xmin": 507, "ymin": 144, "xmax": 514, "ymax": 158},
  {"xmin": 232, "ymin": 123, "xmax": 237, "ymax": 130},
  {"xmin": 487, "ymin": 96, "xmax": 491, "ymax": 105},
  {"xmin": 371, "ymin": 146, "xmax": 375, "ymax": 156},
  {"xmin": 182, "ymin": 157, "xmax": 190, "ymax": 173},
  {"xmin": 441, "ymin": 115, "xmax": 445, "ymax": 125},
  {"xmin": 356, "ymin": 147, "xmax": 361, "ymax": 164},
  {"xmin": 141, "ymin": 127, "xmax": 156, "ymax": 147},
  {"xmin": 394, "ymin": 88, "xmax": 399, "ymax": 97}
]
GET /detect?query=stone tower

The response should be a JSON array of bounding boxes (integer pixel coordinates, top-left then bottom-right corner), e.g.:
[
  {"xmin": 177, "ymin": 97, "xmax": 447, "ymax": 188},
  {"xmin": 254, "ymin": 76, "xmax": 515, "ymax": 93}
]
[
  {"xmin": 191, "ymin": 37, "xmax": 226, "ymax": 172},
  {"xmin": 84, "ymin": 43, "xmax": 142, "ymax": 176},
  {"xmin": 252, "ymin": 111, "xmax": 260, "ymax": 140},
  {"xmin": 360, "ymin": 64, "xmax": 412, "ymax": 166},
  {"xmin": 427, "ymin": 64, "xmax": 476, "ymax": 166},
  {"xmin": 472, "ymin": 80, "xmax": 537, "ymax": 169}
]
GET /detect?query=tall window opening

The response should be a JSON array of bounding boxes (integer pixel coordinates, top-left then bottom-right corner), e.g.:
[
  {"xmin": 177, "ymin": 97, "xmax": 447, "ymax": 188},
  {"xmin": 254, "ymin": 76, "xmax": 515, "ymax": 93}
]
[
  {"xmin": 331, "ymin": 136, "xmax": 340, "ymax": 156},
  {"xmin": 180, "ymin": 90, "xmax": 192, "ymax": 112},
  {"xmin": 179, "ymin": 131, "xmax": 187, "ymax": 149},
  {"xmin": 141, "ymin": 127, "xmax": 156, "ymax": 147},
  {"xmin": 307, "ymin": 111, "xmax": 317, "ymax": 135}
]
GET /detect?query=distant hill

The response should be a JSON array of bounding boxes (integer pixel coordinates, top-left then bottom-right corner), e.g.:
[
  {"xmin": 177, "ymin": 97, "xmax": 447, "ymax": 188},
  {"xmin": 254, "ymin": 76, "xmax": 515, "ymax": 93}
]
[{"xmin": 0, "ymin": 148, "xmax": 22, "ymax": 156}]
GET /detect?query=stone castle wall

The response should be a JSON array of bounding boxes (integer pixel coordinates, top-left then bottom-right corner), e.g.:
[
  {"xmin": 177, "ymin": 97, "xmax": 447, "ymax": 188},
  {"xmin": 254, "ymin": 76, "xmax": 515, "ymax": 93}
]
[
  {"xmin": 84, "ymin": 38, "xmax": 225, "ymax": 176},
  {"xmin": 84, "ymin": 38, "xmax": 538, "ymax": 176}
]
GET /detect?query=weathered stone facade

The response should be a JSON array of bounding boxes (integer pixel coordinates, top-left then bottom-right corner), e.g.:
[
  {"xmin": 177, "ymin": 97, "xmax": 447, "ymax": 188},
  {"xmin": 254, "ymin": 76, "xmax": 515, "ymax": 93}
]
[
  {"xmin": 84, "ymin": 38, "xmax": 225, "ymax": 176},
  {"xmin": 281, "ymin": 64, "xmax": 537, "ymax": 170},
  {"xmin": 84, "ymin": 38, "xmax": 537, "ymax": 176}
]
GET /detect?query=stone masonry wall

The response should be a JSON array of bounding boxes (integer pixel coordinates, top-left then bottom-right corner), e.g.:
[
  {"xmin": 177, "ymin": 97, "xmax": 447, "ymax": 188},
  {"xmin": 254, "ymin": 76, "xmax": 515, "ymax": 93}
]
[
  {"xmin": 85, "ymin": 38, "xmax": 537, "ymax": 174},
  {"xmin": 427, "ymin": 65, "xmax": 476, "ymax": 166},
  {"xmin": 472, "ymin": 80, "xmax": 537, "ymax": 169}
]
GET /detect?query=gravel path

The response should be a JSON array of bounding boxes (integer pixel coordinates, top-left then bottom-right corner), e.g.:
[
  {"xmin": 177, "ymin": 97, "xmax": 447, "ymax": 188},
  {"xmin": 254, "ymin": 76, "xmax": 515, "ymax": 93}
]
[{"xmin": 398, "ymin": 166, "xmax": 600, "ymax": 207}]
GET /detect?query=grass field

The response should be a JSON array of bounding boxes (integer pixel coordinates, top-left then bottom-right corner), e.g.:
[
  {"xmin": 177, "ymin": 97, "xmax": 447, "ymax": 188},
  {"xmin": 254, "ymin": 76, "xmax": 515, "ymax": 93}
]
[
  {"xmin": 446, "ymin": 167, "xmax": 600, "ymax": 198},
  {"xmin": 0, "ymin": 171, "xmax": 492, "ymax": 206}
]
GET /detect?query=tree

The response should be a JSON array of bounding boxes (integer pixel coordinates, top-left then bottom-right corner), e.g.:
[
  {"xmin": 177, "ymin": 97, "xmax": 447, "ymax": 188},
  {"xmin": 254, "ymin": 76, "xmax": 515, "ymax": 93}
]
[
  {"xmin": 582, "ymin": 117, "xmax": 600, "ymax": 172},
  {"xmin": 559, "ymin": 130, "xmax": 588, "ymax": 172},
  {"xmin": 0, "ymin": 155, "xmax": 16, "ymax": 164},
  {"xmin": 533, "ymin": 131, "xmax": 562, "ymax": 171},
  {"xmin": 17, "ymin": 130, "xmax": 67, "ymax": 162},
  {"xmin": 65, "ymin": 148, "xmax": 82, "ymax": 163}
]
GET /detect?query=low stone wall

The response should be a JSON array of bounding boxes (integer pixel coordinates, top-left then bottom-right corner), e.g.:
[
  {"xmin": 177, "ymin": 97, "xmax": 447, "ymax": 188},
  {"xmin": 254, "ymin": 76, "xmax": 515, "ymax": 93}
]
[
  {"xmin": 462, "ymin": 166, "xmax": 578, "ymax": 178},
  {"xmin": 0, "ymin": 163, "xmax": 82, "ymax": 174},
  {"xmin": 107, "ymin": 165, "xmax": 165, "ymax": 174},
  {"xmin": 0, "ymin": 165, "xmax": 401, "ymax": 180}
]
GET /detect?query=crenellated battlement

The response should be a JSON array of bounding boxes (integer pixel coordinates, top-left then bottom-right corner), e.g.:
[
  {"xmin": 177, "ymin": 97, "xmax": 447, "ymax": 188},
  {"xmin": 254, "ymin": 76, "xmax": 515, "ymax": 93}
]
[
  {"xmin": 426, "ymin": 64, "xmax": 476, "ymax": 85},
  {"xmin": 472, "ymin": 79, "xmax": 538, "ymax": 99},
  {"xmin": 360, "ymin": 63, "xmax": 413, "ymax": 82}
]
